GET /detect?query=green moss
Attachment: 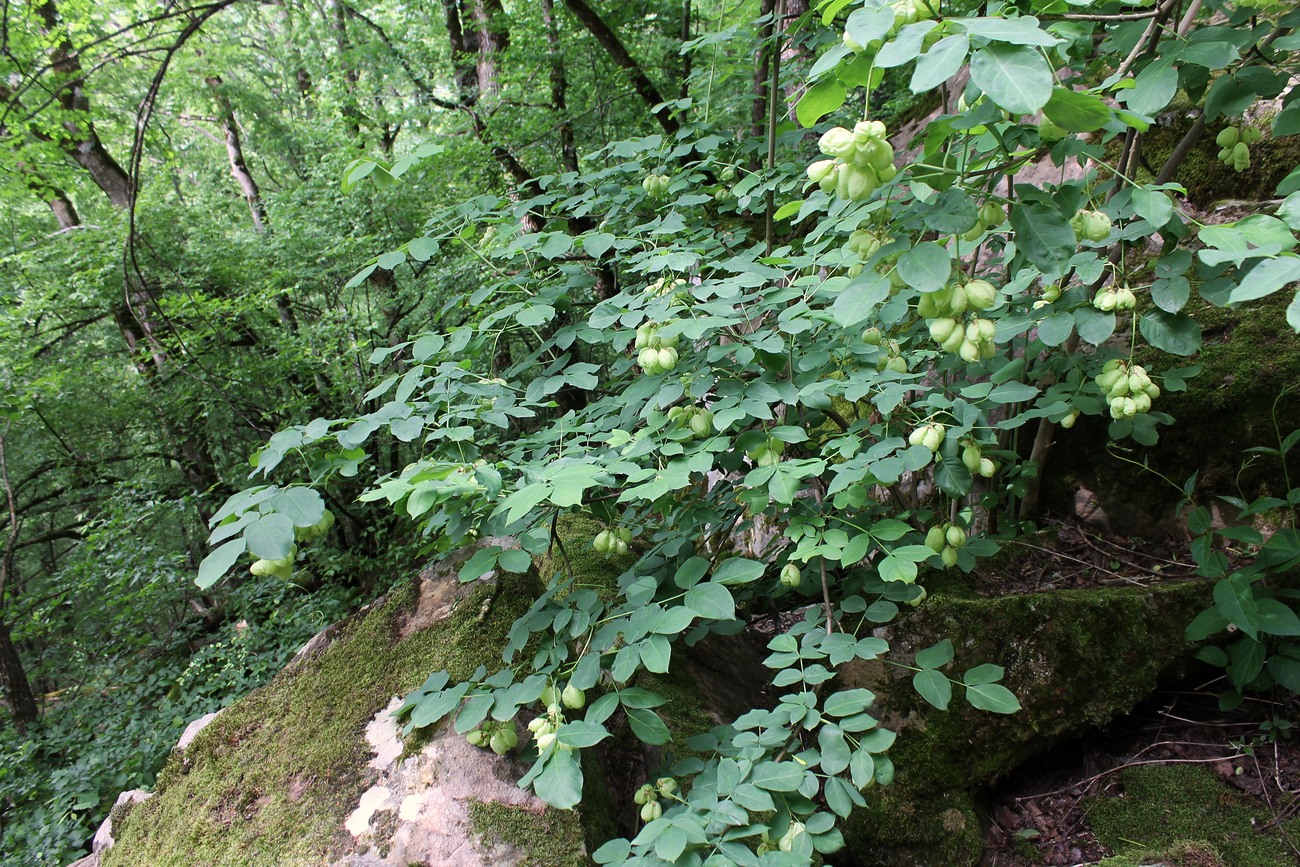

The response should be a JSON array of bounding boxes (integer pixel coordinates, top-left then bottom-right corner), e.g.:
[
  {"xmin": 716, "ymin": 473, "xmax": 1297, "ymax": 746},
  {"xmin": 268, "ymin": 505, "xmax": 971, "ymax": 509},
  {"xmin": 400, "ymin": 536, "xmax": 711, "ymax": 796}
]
[
  {"xmin": 105, "ymin": 571, "xmax": 544, "ymax": 867},
  {"xmin": 538, "ymin": 512, "xmax": 635, "ymax": 594},
  {"xmin": 841, "ymin": 581, "xmax": 1209, "ymax": 866},
  {"xmin": 1045, "ymin": 291, "xmax": 1300, "ymax": 534},
  {"xmin": 1134, "ymin": 115, "xmax": 1300, "ymax": 206},
  {"xmin": 1087, "ymin": 764, "xmax": 1299, "ymax": 867},
  {"xmin": 466, "ymin": 799, "xmax": 588, "ymax": 867},
  {"xmin": 842, "ymin": 789, "xmax": 983, "ymax": 867}
]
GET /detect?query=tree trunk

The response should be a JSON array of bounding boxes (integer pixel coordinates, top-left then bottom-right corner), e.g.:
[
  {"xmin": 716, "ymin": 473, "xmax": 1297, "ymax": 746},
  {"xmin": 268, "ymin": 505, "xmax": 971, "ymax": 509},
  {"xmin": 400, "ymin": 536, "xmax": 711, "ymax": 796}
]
[
  {"xmin": 36, "ymin": 0, "xmax": 135, "ymax": 209},
  {"xmin": 205, "ymin": 76, "xmax": 268, "ymax": 233},
  {"xmin": 0, "ymin": 433, "xmax": 38, "ymax": 732},
  {"xmin": 564, "ymin": 0, "xmax": 680, "ymax": 135},
  {"xmin": 0, "ymin": 619, "xmax": 37, "ymax": 732},
  {"xmin": 540, "ymin": 0, "xmax": 578, "ymax": 174}
]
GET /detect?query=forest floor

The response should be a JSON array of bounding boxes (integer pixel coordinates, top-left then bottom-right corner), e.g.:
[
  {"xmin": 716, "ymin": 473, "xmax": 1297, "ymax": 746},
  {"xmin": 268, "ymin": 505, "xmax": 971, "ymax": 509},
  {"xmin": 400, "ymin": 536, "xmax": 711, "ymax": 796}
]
[{"xmin": 975, "ymin": 521, "xmax": 1300, "ymax": 867}]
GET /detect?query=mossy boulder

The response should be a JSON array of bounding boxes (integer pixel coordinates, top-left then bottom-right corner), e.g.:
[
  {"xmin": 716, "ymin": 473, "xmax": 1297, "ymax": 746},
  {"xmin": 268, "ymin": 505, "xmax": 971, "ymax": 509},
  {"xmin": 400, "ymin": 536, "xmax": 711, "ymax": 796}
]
[
  {"xmin": 101, "ymin": 541, "xmax": 593, "ymax": 867},
  {"xmin": 1089, "ymin": 764, "xmax": 1300, "ymax": 867},
  {"xmin": 1044, "ymin": 291, "xmax": 1300, "ymax": 537},
  {"xmin": 838, "ymin": 578, "xmax": 1210, "ymax": 866}
]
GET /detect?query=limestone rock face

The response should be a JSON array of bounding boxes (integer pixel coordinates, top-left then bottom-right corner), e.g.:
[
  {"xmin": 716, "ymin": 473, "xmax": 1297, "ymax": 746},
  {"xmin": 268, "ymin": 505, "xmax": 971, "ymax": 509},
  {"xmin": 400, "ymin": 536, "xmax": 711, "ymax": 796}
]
[{"xmin": 99, "ymin": 541, "xmax": 590, "ymax": 867}]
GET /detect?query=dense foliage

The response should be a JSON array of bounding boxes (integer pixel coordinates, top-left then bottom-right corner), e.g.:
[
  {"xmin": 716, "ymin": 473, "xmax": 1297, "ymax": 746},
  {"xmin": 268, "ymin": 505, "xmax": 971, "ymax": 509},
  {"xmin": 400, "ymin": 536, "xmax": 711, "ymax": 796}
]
[{"xmin": 2, "ymin": 0, "xmax": 1300, "ymax": 864}]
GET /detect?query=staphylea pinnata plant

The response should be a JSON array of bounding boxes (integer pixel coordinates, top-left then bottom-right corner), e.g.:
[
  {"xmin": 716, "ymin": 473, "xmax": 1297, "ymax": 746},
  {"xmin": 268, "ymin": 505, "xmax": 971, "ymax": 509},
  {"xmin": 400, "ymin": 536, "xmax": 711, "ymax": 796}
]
[{"xmin": 197, "ymin": 0, "xmax": 1300, "ymax": 862}]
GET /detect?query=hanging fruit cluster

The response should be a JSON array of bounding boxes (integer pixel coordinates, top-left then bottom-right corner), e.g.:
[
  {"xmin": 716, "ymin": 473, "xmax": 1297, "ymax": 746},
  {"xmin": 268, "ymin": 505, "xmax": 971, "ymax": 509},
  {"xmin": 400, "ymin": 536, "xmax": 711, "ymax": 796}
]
[
  {"xmin": 466, "ymin": 719, "xmax": 519, "ymax": 755},
  {"xmin": 874, "ymin": 337, "xmax": 909, "ymax": 373},
  {"xmin": 908, "ymin": 422, "xmax": 947, "ymax": 453},
  {"xmin": 1070, "ymin": 209, "xmax": 1112, "ymax": 243},
  {"xmin": 919, "ymin": 280, "xmax": 1001, "ymax": 361},
  {"xmin": 1216, "ymin": 125, "xmax": 1261, "ymax": 172},
  {"xmin": 642, "ymin": 174, "xmax": 670, "ymax": 199},
  {"xmin": 1095, "ymin": 359, "xmax": 1160, "ymax": 419},
  {"xmin": 667, "ymin": 404, "xmax": 715, "ymax": 438},
  {"xmin": 960, "ymin": 439, "xmax": 998, "ymax": 479},
  {"xmin": 925, "ymin": 522, "xmax": 967, "ymax": 568},
  {"xmin": 635, "ymin": 322, "xmax": 680, "ymax": 375},
  {"xmin": 594, "ymin": 527, "xmax": 632, "ymax": 556},
  {"xmin": 962, "ymin": 202, "xmax": 1006, "ymax": 241},
  {"xmin": 294, "ymin": 508, "xmax": 335, "ymax": 542},
  {"xmin": 747, "ymin": 437, "xmax": 785, "ymax": 467},
  {"xmin": 634, "ymin": 777, "xmax": 679, "ymax": 823},
  {"xmin": 1092, "ymin": 285, "xmax": 1137, "ymax": 312},
  {"xmin": 249, "ymin": 550, "xmax": 296, "ymax": 580},
  {"xmin": 806, "ymin": 121, "xmax": 898, "ymax": 202}
]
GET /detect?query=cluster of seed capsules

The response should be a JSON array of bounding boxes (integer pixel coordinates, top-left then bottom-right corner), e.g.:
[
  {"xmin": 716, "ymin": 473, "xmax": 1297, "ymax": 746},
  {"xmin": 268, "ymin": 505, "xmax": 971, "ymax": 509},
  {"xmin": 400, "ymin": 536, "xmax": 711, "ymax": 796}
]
[
  {"xmin": 465, "ymin": 719, "xmax": 519, "ymax": 755},
  {"xmin": 1070, "ymin": 209, "xmax": 1112, "ymax": 243},
  {"xmin": 807, "ymin": 121, "xmax": 898, "ymax": 202},
  {"xmin": 248, "ymin": 509, "xmax": 335, "ymax": 579},
  {"xmin": 863, "ymin": 328, "xmax": 909, "ymax": 373},
  {"xmin": 525, "ymin": 682, "xmax": 586, "ymax": 753},
  {"xmin": 1095, "ymin": 360, "xmax": 1160, "ymax": 419},
  {"xmin": 593, "ymin": 527, "xmax": 632, "ymax": 556},
  {"xmin": 1216, "ymin": 125, "xmax": 1262, "ymax": 172},
  {"xmin": 919, "ymin": 279, "xmax": 1002, "ymax": 361},
  {"xmin": 1092, "ymin": 285, "xmax": 1137, "ymax": 312},
  {"xmin": 925, "ymin": 522, "xmax": 968, "ymax": 568},
  {"xmin": 961, "ymin": 202, "xmax": 1007, "ymax": 242},
  {"xmin": 633, "ymin": 777, "xmax": 679, "ymax": 822},
  {"xmin": 634, "ymin": 322, "xmax": 680, "ymax": 375},
  {"xmin": 667, "ymin": 404, "xmax": 715, "ymax": 439}
]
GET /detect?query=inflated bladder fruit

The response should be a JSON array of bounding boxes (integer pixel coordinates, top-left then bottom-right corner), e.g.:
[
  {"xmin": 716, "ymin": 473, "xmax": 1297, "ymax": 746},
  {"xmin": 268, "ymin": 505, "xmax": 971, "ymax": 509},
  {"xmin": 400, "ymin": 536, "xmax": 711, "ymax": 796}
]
[
  {"xmin": 862, "ymin": 326, "xmax": 883, "ymax": 345},
  {"xmin": 465, "ymin": 727, "xmax": 488, "ymax": 748},
  {"xmin": 940, "ymin": 545, "xmax": 960, "ymax": 568},
  {"xmin": 1070, "ymin": 209, "xmax": 1112, "ymax": 243},
  {"xmin": 779, "ymin": 562, "xmax": 801, "ymax": 588},
  {"xmin": 779, "ymin": 821, "xmax": 807, "ymax": 853},
  {"xmin": 489, "ymin": 720, "xmax": 519, "ymax": 755},
  {"xmin": 890, "ymin": 0, "xmax": 937, "ymax": 28},
  {"xmin": 924, "ymin": 525, "xmax": 946, "ymax": 553},
  {"xmin": 964, "ymin": 279, "xmax": 999, "ymax": 311},
  {"xmin": 1059, "ymin": 408, "xmax": 1080, "ymax": 429},
  {"xmin": 961, "ymin": 442, "xmax": 982, "ymax": 473},
  {"xmin": 640, "ymin": 801, "xmax": 663, "ymax": 822},
  {"xmin": 656, "ymin": 777, "xmax": 678, "ymax": 797},
  {"xmin": 561, "ymin": 683, "xmax": 586, "ymax": 710},
  {"xmin": 634, "ymin": 784, "xmax": 657, "ymax": 806},
  {"xmin": 978, "ymin": 202, "xmax": 1005, "ymax": 227},
  {"xmin": 808, "ymin": 121, "xmax": 897, "ymax": 203},
  {"xmin": 1094, "ymin": 286, "xmax": 1137, "ymax": 311},
  {"xmin": 747, "ymin": 437, "xmax": 785, "ymax": 467},
  {"xmin": 594, "ymin": 528, "xmax": 629, "ymax": 556},
  {"xmin": 945, "ymin": 524, "xmax": 967, "ymax": 549},
  {"xmin": 642, "ymin": 174, "xmax": 670, "ymax": 199},
  {"xmin": 1094, "ymin": 359, "xmax": 1160, "ymax": 419},
  {"xmin": 909, "ymin": 422, "xmax": 946, "ymax": 452}
]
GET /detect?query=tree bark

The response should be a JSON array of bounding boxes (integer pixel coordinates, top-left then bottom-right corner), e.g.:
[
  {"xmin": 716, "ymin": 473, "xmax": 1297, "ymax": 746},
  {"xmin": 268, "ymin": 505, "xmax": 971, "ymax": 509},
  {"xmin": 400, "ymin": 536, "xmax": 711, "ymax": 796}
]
[
  {"xmin": 35, "ymin": 0, "xmax": 134, "ymax": 209},
  {"xmin": 205, "ymin": 76, "xmax": 268, "ymax": 233},
  {"xmin": 0, "ymin": 432, "xmax": 39, "ymax": 732},
  {"xmin": 563, "ymin": 0, "xmax": 681, "ymax": 135},
  {"xmin": 540, "ymin": 0, "xmax": 578, "ymax": 174}
]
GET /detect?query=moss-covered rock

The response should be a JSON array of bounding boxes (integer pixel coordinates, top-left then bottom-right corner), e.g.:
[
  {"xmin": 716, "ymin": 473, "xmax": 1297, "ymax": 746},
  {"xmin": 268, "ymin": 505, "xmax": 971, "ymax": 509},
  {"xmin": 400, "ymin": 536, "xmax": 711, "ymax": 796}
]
[
  {"xmin": 103, "ymin": 542, "xmax": 593, "ymax": 867},
  {"xmin": 1044, "ymin": 291, "xmax": 1300, "ymax": 537},
  {"xmin": 1089, "ymin": 764, "xmax": 1300, "ymax": 867},
  {"xmin": 839, "ymin": 578, "xmax": 1210, "ymax": 866}
]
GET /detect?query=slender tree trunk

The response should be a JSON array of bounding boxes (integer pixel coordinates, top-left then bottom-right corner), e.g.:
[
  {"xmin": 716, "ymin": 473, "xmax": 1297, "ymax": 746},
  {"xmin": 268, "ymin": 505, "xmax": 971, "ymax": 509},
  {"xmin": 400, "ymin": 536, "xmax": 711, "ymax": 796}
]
[
  {"xmin": 35, "ymin": 0, "xmax": 134, "ymax": 208},
  {"xmin": 751, "ymin": 0, "xmax": 777, "ymax": 146},
  {"xmin": 563, "ymin": 0, "xmax": 681, "ymax": 134},
  {"xmin": 205, "ymin": 76, "xmax": 268, "ymax": 233},
  {"xmin": 46, "ymin": 190, "xmax": 79, "ymax": 229},
  {"xmin": 0, "ymin": 432, "xmax": 39, "ymax": 732},
  {"xmin": 541, "ymin": 0, "xmax": 578, "ymax": 174},
  {"xmin": 471, "ymin": 0, "xmax": 509, "ymax": 101}
]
